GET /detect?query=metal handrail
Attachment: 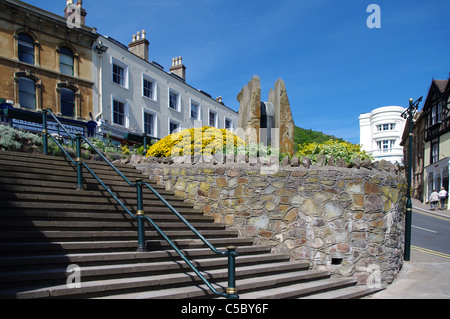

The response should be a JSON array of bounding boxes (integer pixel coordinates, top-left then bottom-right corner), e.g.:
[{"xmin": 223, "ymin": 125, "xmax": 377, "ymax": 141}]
[
  {"xmin": 41, "ymin": 109, "xmax": 239, "ymax": 299},
  {"xmin": 81, "ymin": 136, "xmax": 134, "ymax": 187},
  {"xmin": 46, "ymin": 132, "xmax": 76, "ymax": 166},
  {"xmin": 142, "ymin": 181, "xmax": 226, "ymax": 256},
  {"xmin": 140, "ymin": 181, "xmax": 238, "ymax": 298},
  {"xmin": 45, "ymin": 109, "xmax": 76, "ymax": 141}
]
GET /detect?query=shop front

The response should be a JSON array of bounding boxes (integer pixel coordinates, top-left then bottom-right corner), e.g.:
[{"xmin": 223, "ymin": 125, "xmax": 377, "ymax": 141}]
[
  {"xmin": 424, "ymin": 157, "xmax": 450, "ymax": 208},
  {"xmin": 1, "ymin": 103, "xmax": 97, "ymax": 138}
]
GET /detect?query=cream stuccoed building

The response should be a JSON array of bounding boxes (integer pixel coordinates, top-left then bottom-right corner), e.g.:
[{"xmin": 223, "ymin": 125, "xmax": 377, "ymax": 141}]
[
  {"xmin": 92, "ymin": 30, "xmax": 238, "ymax": 144},
  {"xmin": 359, "ymin": 106, "xmax": 407, "ymax": 164}
]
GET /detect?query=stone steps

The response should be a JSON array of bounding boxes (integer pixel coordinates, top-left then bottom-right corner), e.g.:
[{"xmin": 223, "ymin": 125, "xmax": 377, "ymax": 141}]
[
  {"xmin": 96, "ymin": 267, "xmax": 326, "ymax": 299},
  {"xmin": 0, "ymin": 229, "xmax": 239, "ymax": 243},
  {"xmin": 0, "ymin": 193, "xmax": 196, "ymax": 209},
  {"xmin": 0, "ymin": 150, "xmax": 379, "ymax": 299},
  {"xmin": 0, "ymin": 219, "xmax": 227, "ymax": 232},
  {"xmin": 0, "ymin": 238, "xmax": 255, "ymax": 257},
  {"xmin": 0, "ymin": 253, "xmax": 292, "ymax": 289},
  {"xmin": 0, "ymin": 184, "xmax": 183, "ymax": 201},
  {"xmin": 300, "ymin": 285, "xmax": 384, "ymax": 299},
  {"xmin": 0, "ymin": 245, "xmax": 272, "ymax": 271},
  {"xmin": 239, "ymin": 277, "xmax": 359, "ymax": 299},
  {"xmin": 1, "ymin": 261, "xmax": 311, "ymax": 299},
  {"xmin": 0, "ymin": 210, "xmax": 214, "ymax": 223}
]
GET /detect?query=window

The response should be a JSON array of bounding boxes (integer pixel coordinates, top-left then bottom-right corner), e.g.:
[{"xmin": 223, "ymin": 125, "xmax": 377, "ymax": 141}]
[
  {"xmin": 113, "ymin": 99, "xmax": 125, "ymax": 126},
  {"xmin": 377, "ymin": 140, "xmax": 395, "ymax": 153},
  {"xmin": 143, "ymin": 77, "xmax": 155, "ymax": 100},
  {"xmin": 209, "ymin": 110, "xmax": 217, "ymax": 127},
  {"xmin": 430, "ymin": 105, "xmax": 437, "ymax": 126},
  {"xmin": 191, "ymin": 101, "xmax": 199, "ymax": 120},
  {"xmin": 431, "ymin": 139, "xmax": 439, "ymax": 164},
  {"xmin": 225, "ymin": 118, "xmax": 233, "ymax": 131},
  {"xmin": 60, "ymin": 88, "xmax": 75, "ymax": 117},
  {"xmin": 169, "ymin": 90, "xmax": 180, "ymax": 111},
  {"xmin": 169, "ymin": 120, "xmax": 180, "ymax": 135},
  {"xmin": 18, "ymin": 33, "xmax": 34, "ymax": 65},
  {"xmin": 60, "ymin": 47, "xmax": 74, "ymax": 76},
  {"xmin": 112, "ymin": 61, "xmax": 127, "ymax": 87},
  {"xmin": 18, "ymin": 77, "xmax": 36, "ymax": 109},
  {"xmin": 144, "ymin": 111, "xmax": 155, "ymax": 137},
  {"xmin": 437, "ymin": 102, "xmax": 443, "ymax": 123},
  {"xmin": 377, "ymin": 123, "xmax": 396, "ymax": 131}
]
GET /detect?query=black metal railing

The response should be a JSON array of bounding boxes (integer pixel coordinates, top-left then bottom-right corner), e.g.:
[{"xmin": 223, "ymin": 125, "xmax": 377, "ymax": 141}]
[{"xmin": 41, "ymin": 109, "xmax": 239, "ymax": 299}]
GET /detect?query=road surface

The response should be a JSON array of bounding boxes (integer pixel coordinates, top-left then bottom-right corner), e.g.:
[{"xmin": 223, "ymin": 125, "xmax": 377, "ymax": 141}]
[{"xmin": 411, "ymin": 210, "xmax": 450, "ymax": 259}]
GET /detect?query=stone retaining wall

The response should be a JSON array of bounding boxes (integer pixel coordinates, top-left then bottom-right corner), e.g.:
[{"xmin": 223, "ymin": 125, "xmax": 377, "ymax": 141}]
[{"xmin": 130, "ymin": 155, "xmax": 407, "ymax": 285}]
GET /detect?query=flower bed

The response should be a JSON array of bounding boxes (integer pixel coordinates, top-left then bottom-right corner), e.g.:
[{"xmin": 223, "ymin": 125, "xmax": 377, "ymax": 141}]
[{"xmin": 146, "ymin": 126, "xmax": 246, "ymax": 158}]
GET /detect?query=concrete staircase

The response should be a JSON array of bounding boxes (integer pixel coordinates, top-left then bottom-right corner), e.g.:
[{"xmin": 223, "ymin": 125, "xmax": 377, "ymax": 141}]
[{"xmin": 0, "ymin": 150, "xmax": 381, "ymax": 299}]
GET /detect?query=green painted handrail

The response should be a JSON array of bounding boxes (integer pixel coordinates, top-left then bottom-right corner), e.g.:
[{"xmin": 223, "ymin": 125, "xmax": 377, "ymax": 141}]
[
  {"xmin": 140, "ymin": 181, "xmax": 238, "ymax": 298},
  {"xmin": 45, "ymin": 109, "xmax": 76, "ymax": 141},
  {"xmin": 80, "ymin": 136, "xmax": 134, "ymax": 187},
  {"xmin": 41, "ymin": 109, "xmax": 239, "ymax": 299},
  {"xmin": 142, "ymin": 181, "xmax": 226, "ymax": 256}
]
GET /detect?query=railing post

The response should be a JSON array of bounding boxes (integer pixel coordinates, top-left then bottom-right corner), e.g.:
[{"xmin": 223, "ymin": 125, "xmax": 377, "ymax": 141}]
[
  {"xmin": 42, "ymin": 110, "xmax": 48, "ymax": 155},
  {"xmin": 75, "ymin": 134, "xmax": 84, "ymax": 191},
  {"xmin": 136, "ymin": 179, "xmax": 147, "ymax": 252},
  {"xmin": 143, "ymin": 134, "xmax": 148, "ymax": 156},
  {"xmin": 226, "ymin": 246, "xmax": 239, "ymax": 299}
]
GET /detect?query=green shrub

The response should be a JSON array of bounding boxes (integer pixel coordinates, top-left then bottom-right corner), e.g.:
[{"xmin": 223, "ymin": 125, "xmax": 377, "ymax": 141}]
[
  {"xmin": 0, "ymin": 125, "xmax": 42, "ymax": 152},
  {"xmin": 297, "ymin": 140, "xmax": 373, "ymax": 165}
]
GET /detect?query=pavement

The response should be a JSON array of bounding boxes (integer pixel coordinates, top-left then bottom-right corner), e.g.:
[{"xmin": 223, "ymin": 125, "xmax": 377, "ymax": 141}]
[{"xmin": 366, "ymin": 198, "xmax": 450, "ymax": 299}]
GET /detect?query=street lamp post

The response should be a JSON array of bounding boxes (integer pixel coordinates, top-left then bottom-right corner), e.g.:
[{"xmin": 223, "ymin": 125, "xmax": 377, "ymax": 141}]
[{"xmin": 401, "ymin": 96, "xmax": 422, "ymax": 261}]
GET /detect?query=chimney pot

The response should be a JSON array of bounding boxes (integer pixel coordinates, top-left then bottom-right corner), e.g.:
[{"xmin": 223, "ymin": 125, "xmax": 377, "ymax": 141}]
[
  {"xmin": 170, "ymin": 56, "xmax": 186, "ymax": 81},
  {"xmin": 65, "ymin": 0, "xmax": 86, "ymax": 25},
  {"xmin": 128, "ymin": 28, "xmax": 150, "ymax": 61}
]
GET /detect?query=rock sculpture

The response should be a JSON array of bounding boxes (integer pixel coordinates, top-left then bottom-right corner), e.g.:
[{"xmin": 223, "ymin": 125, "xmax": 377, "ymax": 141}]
[
  {"xmin": 237, "ymin": 76, "xmax": 261, "ymax": 145},
  {"xmin": 237, "ymin": 76, "xmax": 295, "ymax": 156}
]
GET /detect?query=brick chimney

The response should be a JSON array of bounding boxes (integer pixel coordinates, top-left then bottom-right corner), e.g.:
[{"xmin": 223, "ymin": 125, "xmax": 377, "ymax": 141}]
[
  {"xmin": 128, "ymin": 30, "xmax": 150, "ymax": 61},
  {"xmin": 64, "ymin": 0, "xmax": 87, "ymax": 26},
  {"xmin": 170, "ymin": 56, "xmax": 186, "ymax": 81}
]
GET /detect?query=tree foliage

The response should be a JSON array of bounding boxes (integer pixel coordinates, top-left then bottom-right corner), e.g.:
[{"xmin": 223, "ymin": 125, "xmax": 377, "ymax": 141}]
[{"xmin": 294, "ymin": 126, "xmax": 345, "ymax": 153}]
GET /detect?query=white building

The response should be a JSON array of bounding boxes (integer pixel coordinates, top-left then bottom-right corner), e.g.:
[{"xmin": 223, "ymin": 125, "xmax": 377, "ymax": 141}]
[
  {"xmin": 92, "ymin": 30, "xmax": 238, "ymax": 144},
  {"xmin": 359, "ymin": 106, "xmax": 407, "ymax": 164}
]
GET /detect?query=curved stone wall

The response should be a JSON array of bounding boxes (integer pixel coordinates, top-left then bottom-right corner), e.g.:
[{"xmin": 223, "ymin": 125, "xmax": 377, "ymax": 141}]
[{"xmin": 133, "ymin": 156, "xmax": 407, "ymax": 285}]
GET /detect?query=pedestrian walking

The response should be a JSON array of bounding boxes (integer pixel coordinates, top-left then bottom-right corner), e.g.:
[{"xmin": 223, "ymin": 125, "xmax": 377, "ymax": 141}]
[
  {"xmin": 428, "ymin": 190, "xmax": 440, "ymax": 210},
  {"xmin": 439, "ymin": 187, "xmax": 448, "ymax": 210}
]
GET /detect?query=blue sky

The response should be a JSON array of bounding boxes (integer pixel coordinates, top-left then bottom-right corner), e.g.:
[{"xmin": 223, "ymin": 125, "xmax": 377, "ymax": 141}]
[{"xmin": 25, "ymin": 0, "xmax": 450, "ymax": 144}]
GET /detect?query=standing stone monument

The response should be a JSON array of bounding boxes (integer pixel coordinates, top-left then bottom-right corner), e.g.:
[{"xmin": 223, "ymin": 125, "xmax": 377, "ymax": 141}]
[
  {"xmin": 237, "ymin": 76, "xmax": 295, "ymax": 156},
  {"xmin": 237, "ymin": 76, "xmax": 261, "ymax": 146}
]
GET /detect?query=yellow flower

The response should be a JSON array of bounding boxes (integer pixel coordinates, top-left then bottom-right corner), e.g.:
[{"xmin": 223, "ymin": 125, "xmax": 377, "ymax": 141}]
[{"xmin": 147, "ymin": 126, "xmax": 245, "ymax": 157}]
